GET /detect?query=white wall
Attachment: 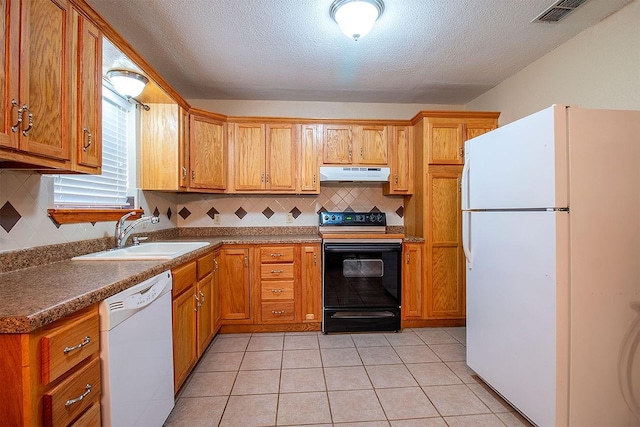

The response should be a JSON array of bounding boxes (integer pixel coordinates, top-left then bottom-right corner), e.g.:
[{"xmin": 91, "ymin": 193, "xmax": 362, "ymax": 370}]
[
  {"xmin": 466, "ymin": 0, "xmax": 640, "ymax": 125},
  {"xmin": 188, "ymin": 99, "xmax": 463, "ymax": 120}
]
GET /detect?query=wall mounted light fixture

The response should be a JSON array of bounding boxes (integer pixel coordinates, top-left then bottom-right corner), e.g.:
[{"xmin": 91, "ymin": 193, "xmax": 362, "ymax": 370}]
[
  {"xmin": 106, "ymin": 69, "xmax": 149, "ymax": 98},
  {"xmin": 330, "ymin": 0, "xmax": 384, "ymax": 41}
]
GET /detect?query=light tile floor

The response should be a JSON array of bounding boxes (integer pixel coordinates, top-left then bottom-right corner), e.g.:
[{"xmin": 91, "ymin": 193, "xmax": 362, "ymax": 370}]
[{"xmin": 164, "ymin": 327, "xmax": 533, "ymax": 427}]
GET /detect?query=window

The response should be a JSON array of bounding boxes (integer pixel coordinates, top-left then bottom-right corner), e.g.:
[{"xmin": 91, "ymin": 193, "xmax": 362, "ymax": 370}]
[{"xmin": 53, "ymin": 86, "xmax": 134, "ymax": 208}]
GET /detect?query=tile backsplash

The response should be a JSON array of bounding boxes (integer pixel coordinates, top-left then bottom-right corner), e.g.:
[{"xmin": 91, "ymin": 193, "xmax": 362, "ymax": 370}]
[
  {"xmin": 1, "ymin": 170, "xmax": 404, "ymax": 252},
  {"xmin": 176, "ymin": 184, "xmax": 405, "ymax": 228},
  {"xmin": 0, "ymin": 171, "xmax": 176, "ymax": 252}
]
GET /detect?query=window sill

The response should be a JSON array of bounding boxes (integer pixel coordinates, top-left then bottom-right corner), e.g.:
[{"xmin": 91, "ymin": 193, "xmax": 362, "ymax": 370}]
[{"xmin": 48, "ymin": 208, "xmax": 143, "ymax": 225}]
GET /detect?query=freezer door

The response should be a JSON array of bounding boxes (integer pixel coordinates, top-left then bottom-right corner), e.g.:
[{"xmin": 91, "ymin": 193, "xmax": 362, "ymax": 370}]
[
  {"xmin": 463, "ymin": 105, "xmax": 568, "ymax": 210},
  {"xmin": 465, "ymin": 210, "xmax": 569, "ymax": 427}
]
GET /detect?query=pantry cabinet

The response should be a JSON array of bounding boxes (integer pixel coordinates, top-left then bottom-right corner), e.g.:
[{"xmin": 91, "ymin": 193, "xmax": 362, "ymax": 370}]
[
  {"xmin": 190, "ymin": 111, "xmax": 227, "ymax": 191},
  {"xmin": 229, "ymin": 122, "xmax": 298, "ymax": 192},
  {"xmin": 404, "ymin": 111, "xmax": 499, "ymax": 323},
  {"xmin": 0, "ymin": 0, "xmax": 73, "ymax": 169},
  {"xmin": 0, "ymin": 304, "xmax": 101, "ymax": 426},
  {"xmin": 323, "ymin": 124, "xmax": 388, "ymax": 165}
]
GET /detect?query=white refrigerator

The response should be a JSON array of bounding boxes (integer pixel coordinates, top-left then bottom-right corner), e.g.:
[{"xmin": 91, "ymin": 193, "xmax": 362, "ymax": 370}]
[{"xmin": 462, "ymin": 105, "xmax": 640, "ymax": 427}]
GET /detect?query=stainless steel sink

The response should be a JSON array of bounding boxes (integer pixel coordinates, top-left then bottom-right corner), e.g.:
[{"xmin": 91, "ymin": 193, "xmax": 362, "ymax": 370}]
[{"xmin": 72, "ymin": 241, "xmax": 210, "ymax": 260}]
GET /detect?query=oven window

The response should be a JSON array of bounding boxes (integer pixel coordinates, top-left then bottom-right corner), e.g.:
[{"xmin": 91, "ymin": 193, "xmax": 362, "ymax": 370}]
[{"xmin": 343, "ymin": 259, "xmax": 383, "ymax": 277}]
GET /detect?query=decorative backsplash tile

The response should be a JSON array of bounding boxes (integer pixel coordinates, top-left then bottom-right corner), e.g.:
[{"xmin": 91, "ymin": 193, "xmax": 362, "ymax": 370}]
[
  {"xmin": 0, "ymin": 171, "xmax": 176, "ymax": 252},
  {"xmin": 177, "ymin": 184, "xmax": 405, "ymax": 228}
]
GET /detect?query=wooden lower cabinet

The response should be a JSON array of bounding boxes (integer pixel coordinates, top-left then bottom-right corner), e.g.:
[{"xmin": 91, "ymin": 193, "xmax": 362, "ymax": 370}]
[
  {"xmin": 300, "ymin": 244, "xmax": 322, "ymax": 323},
  {"xmin": 219, "ymin": 247, "xmax": 251, "ymax": 321},
  {"xmin": 172, "ymin": 250, "xmax": 220, "ymax": 393},
  {"xmin": 0, "ymin": 305, "xmax": 101, "ymax": 426},
  {"xmin": 401, "ymin": 242, "xmax": 424, "ymax": 320}
]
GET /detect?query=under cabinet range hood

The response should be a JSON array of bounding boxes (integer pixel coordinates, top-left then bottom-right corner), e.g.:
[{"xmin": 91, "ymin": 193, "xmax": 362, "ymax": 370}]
[{"xmin": 319, "ymin": 166, "xmax": 390, "ymax": 183}]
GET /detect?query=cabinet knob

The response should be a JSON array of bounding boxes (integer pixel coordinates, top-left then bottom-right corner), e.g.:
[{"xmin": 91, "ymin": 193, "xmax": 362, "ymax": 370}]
[
  {"xmin": 271, "ymin": 310, "xmax": 285, "ymax": 315},
  {"xmin": 63, "ymin": 336, "xmax": 91, "ymax": 354},
  {"xmin": 182, "ymin": 166, "xmax": 187, "ymax": 180},
  {"xmin": 21, "ymin": 104, "xmax": 33, "ymax": 137},
  {"xmin": 65, "ymin": 383, "xmax": 92, "ymax": 408},
  {"xmin": 459, "ymin": 147, "xmax": 464, "ymax": 158}
]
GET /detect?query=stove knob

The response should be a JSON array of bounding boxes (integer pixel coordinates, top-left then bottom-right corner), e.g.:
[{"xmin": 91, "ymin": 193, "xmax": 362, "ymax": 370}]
[
  {"xmin": 331, "ymin": 215, "xmax": 336, "ymax": 221},
  {"xmin": 323, "ymin": 215, "xmax": 329, "ymax": 221}
]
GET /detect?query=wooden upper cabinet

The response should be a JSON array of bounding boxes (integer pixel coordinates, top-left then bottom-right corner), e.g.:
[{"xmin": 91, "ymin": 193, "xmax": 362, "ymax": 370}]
[
  {"xmin": 140, "ymin": 104, "xmax": 181, "ymax": 190},
  {"xmin": 355, "ymin": 125, "xmax": 387, "ymax": 164},
  {"xmin": 428, "ymin": 123, "xmax": 464, "ymax": 165},
  {"xmin": 323, "ymin": 124, "xmax": 352, "ymax": 164},
  {"xmin": 190, "ymin": 113, "xmax": 226, "ymax": 190},
  {"xmin": 0, "ymin": 0, "xmax": 73, "ymax": 168},
  {"xmin": 266, "ymin": 123, "xmax": 297, "ymax": 191},
  {"xmin": 384, "ymin": 125, "xmax": 413, "ymax": 195},
  {"xmin": 72, "ymin": 10, "xmax": 102, "ymax": 173},
  {"xmin": 299, "ymin": 124, "xmax": 321, "ymax": 193},
  {"xmin": 464, "ymin": 121, "xmax": 497, "ymax": 141},
  {"xmin": 179, "ymin": 107, "xmax": 190, "ymax": 189},
  {"xmin": 230, "ymin": 122, "xmax": 297, "ymax": 192},
  {"xmin": 323, "ymin": 124, "xmax": 388, "ymax": 165}
]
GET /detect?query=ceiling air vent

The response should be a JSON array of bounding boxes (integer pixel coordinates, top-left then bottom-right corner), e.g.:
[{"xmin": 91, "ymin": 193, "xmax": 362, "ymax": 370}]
[{"xmin": 533, "ymin": 0, "xmax": 589, "ymax": 22}]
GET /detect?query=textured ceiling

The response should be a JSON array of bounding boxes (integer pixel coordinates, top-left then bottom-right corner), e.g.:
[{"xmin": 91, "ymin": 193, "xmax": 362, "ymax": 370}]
[{"xmin": 87, "ymin": 0, "xmax": 633, "ymax": 104}]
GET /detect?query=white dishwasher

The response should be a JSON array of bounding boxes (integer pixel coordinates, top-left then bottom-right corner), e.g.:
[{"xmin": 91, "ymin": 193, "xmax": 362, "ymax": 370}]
[{"xmin": 100, "ymin": 270, "xmax": 174, "ymax": 427}]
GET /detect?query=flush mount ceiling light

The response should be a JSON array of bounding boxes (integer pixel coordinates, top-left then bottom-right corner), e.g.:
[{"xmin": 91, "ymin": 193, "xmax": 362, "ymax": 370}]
[
  {"xmin": 330, "ymin": 0, "xmax": 384, "ymax": 41},
  {"xmin": 106, "ymin": 69, "xmax": 149, "ymax": 98}
]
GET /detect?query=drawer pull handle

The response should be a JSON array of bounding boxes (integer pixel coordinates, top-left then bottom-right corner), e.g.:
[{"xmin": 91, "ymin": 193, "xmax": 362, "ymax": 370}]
[
  {"xmin": 271, "ymin": 310, "xmax": 285, "ymax": 315},
  {"xmin": 270, "ymin": 289, "xmax": 284, "ymax": 293},
  {"xmin": 270, "ymin": 269, "xmax": 284, "ymax": 273},
  {"xmin": 65, "ymin": 383, "xmax": 92, "ymax": 407},
  {"xmin": 63, "ymin": 336, "xmax": 91, "ymax": 354},
  {"xmin": 270, "ymin": 253, "xmax": 284, "ymax": 257}
]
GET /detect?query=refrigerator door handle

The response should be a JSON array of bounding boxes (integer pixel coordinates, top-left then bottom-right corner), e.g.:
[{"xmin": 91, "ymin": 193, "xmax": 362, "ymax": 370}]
[
  {"xmin": 462, "ymin": 211, "xmax": 472, "ymax": 270},
  {"xmin": 461, "ymin": 150, "xmax": 470, "ymax": 210}
]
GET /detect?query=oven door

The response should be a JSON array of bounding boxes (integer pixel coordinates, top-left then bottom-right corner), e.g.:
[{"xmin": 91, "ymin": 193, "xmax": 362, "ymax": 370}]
[{"xmin": 322, "ymin": 242, "xmax": 401, "ymax": 333}]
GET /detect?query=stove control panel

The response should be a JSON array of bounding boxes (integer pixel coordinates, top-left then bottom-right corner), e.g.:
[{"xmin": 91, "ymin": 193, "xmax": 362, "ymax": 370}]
[{"xmin": 319, "ymin": 211, "xmax": 386, "ymax": 226}]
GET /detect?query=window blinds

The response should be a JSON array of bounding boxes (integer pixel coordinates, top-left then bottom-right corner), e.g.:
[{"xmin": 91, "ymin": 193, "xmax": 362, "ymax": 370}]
[{"xmin": 54, "ymin": 87, "xmax": 132, "ymax": 208}]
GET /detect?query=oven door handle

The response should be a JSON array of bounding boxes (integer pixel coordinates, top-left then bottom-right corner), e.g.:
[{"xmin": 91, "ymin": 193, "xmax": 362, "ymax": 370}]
[{"xmin": 323, "ymin": 243, "xmax": 402, "ymax": 252}]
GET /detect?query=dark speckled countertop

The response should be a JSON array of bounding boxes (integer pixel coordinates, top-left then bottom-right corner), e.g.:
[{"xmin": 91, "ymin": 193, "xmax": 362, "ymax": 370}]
[{"xmin": 0, "ymin": 234, "xmax": 322, "ymax": 334}]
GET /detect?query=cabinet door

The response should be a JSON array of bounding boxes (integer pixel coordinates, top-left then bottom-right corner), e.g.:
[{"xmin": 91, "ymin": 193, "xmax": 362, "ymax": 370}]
[
  {"xmin": 20, "ymin": 0, "xmax": 71, "ymax": 160},
  {"xmin": 355, "ymin": 125, "xmax": 387, "ymax": 164},
  {"xmin": 301, "ymin": 244, "xmax": 321, "ymax": 323},
  {"xmin": 178, "ymin": 107, "xmax": 189, "ymax": 190},
  {"xmin": 464, "ymin": 123, "xmax": 496, "ymax": 142},
  {"xmin": 323, "ymin": 124, "xmax": 351, "ymax": 164},
  {"xmin": 386, "ymin": 126, "xmax": 412, "ymax": 194},
  {"xmin": 233, "ymin": 123, "xmax": 265, "ymax": 190},
  {"xmin": 212, "ymin": 251, "xmax": 221, "ymax": 329},
  {"xmin": 0, "ymin": 0, "xmax": 19, "ymax": 150},
  {"xmin": 74, "ymin": 12, "xmax": 101, "ymax": 171},
  {"xmin": 299, "ymin": 124, "xmax": 321, "ymax": 193},
  {"xmin": 426, "ymin": 165, "xmax": 465, "ymax": 318},
  {"xmin": 196, "ymin": 273, "xmax": 214, "ymax": 356},
  {"xmin": 219, "ymin": 248, "xmax": 251, "ymax": 320},
  {"xmin": 141, "ymin": 104, "xmax": 180, "ymax": 190},
  {"xmin": 172, "ymin": 286, "xmax": 197, "ymax": 392},
  {"xmin": 190, "ymin": 115, "xmax": 226, "ymax": 190},
  {"xmin": 401, "ymin": 243, "xmax": 423, "ymax": 319},
  {"xmin": 266, "ymin": 123, "xmax": 297, "ymax": 191},
  {"xmin": 428, "ymin": 123, "xmax": 463, "ymax": 165}
]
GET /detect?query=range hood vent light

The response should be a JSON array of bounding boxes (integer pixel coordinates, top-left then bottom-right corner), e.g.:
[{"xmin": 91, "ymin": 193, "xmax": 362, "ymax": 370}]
[{"xmin": 320, "ymin": 166, "xmax": 390, "ymax": 183}]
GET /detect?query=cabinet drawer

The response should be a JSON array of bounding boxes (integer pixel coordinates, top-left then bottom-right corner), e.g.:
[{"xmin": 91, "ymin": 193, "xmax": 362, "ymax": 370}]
[
  {"xmin": 261, "ymin": 302, "xmax": 295, "ymax": 322},
  {"xmin": 197, "ymin": 252, "xmax": 214, "ymax": 280},
  {"xmin": 173, "ymin": 261, "xmax": 197, "ymax": 296},
  {"xmin": 41, "ymin": 309, "xmax": 100, "ymax": 385},
  {"xmin": 260, "ymin": 263, "xmax": 294, "ymax": 279},
  {"xmin": 43, "ymin": 357, "xmax": 101, "ymax": 427},
  {"xmin": 260, "ymin": 246, "xmax": 294, "ymax": 263},
  {"xmin": 261, "ymin": 281, "xmax": 294, "ymax": 300},
  {"xmin": 70, "ymin": 402, "xmax": 101, "ymax": 427}
]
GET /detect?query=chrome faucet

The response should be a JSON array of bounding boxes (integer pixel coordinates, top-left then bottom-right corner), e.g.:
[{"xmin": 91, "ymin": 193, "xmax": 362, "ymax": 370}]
[{"xmin": 115, "ymin": 211, "xmax": 160, "ymax": 248}]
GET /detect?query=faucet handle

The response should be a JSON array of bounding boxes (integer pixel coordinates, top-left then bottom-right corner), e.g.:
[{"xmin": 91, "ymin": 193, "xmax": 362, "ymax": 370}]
[{"xmin": 132, "ymin": 236, "xmax": 148, "ymax": 246}]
